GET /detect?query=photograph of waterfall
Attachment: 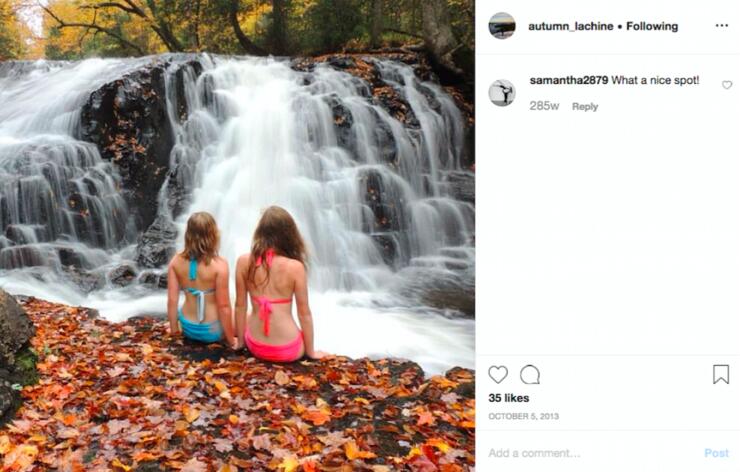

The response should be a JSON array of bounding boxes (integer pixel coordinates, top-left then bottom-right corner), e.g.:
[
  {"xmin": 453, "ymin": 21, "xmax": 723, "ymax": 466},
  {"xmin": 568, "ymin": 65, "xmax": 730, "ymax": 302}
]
[{"xmin": 0, "ymin": 1, "xmax": 475, "ymax": 469}]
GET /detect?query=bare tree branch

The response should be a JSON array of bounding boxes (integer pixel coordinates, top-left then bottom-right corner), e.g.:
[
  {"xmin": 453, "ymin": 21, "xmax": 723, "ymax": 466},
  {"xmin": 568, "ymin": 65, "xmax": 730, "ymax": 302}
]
[
  {"xmin": 80, "ymin": 2, "xmax": 142, "ymax": 15},
  {"xmin": 383, "ymin": 28, "xmax": 423, "ymax": 39},
  {"xmin": 41, "ymin": 4, "xmax": 146, "ymax": 55}
]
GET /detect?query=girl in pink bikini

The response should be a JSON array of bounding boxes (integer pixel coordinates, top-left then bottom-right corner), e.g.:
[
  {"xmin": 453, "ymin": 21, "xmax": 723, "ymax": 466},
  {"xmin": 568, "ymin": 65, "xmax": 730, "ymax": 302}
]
[{"xmin": 234, "ymin": 206, "xmax": 326, "ymax": 361}]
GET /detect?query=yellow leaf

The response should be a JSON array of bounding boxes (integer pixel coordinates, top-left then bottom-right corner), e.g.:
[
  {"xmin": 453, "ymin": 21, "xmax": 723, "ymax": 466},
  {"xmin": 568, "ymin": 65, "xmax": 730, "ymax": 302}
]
[
  {"xmin": 3, "ymin": 444, "xmax": 38, "ymax": 471},
  {"xmin": 183, "ymin": 406, "xmax": 200, "ymax": 423},
  {"xmin": 214, "ymin": 380, "xmax": 228, "ymax": 393},
  {"xmin": 278, "ymin": 456, "xmax": 299, "ymax": 472},
  {"xmin": 111, "ymin": 458, "xmax": 132, "ymax": 471},
  {"xmin": 0, "ymin": 435, "xmax": 10, "ymax": 454},
  {"xmin": 345, "ymin": 440, "xmax": 376, "ymax": 460},
  {"xmin": 354, "ymin": 397, "xmax": 370, "ymax": 405},
  {"xmin": 228, "ymin": 415, "xmax": 239, "ymax": 425},
  {"xmin": 141, "ymin": 344, "xmax": 153, "ymax": 355},
  {"xmin": 427, "ymin": 438, "xmax": 450, "ymax": 453}
]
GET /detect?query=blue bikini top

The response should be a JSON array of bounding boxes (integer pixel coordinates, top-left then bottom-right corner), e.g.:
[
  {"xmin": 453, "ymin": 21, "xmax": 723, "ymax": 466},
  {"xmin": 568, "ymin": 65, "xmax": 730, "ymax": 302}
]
[{"xmin": 182, "ymin": 258, "xmax": 215, "ymax": 323}]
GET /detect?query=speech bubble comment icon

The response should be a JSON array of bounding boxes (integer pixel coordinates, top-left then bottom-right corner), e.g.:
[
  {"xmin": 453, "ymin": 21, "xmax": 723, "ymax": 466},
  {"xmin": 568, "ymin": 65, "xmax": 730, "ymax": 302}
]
[
  {"xmin": 488, "ymin": 365, "xmax": 508, "ymax": 384},
  {"xmin": 520, "ymin": 365, "xmax": 541, "ymax": 385}
]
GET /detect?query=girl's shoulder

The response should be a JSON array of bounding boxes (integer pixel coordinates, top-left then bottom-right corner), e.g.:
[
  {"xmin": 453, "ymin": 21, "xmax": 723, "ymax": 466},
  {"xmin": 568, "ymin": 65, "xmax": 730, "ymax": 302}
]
[
  {"xmin": 212, "ymin": 255, "xmax": 230, "ymax": 270},
  {"xmin": 279, "ymin": 256, "xmax": 305, "ymax": 273},
  {"xmin": 169, "ymin": 253, "xmax": 185, "ymax": 268},
  {"xmin": 236, "ymin": 252, "xmax": 253, "ymax": 266}
]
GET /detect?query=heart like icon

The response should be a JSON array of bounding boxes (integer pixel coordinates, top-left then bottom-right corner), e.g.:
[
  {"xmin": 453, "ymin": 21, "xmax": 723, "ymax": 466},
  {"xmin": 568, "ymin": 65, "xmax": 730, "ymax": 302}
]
[
  {"xmin": 723, "ymin": 80, "xmax": 733, "ymax": 90},
  {"xmin": 488, "ymin": 365, "xmax": 509, "ymax": 384}
]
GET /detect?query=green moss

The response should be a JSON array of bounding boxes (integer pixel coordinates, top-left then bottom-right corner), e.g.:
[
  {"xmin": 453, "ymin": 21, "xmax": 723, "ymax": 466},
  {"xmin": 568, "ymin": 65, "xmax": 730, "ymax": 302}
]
[{"xmin": 11, "ymin": 346, "xmax": 38, "ymax": 386}]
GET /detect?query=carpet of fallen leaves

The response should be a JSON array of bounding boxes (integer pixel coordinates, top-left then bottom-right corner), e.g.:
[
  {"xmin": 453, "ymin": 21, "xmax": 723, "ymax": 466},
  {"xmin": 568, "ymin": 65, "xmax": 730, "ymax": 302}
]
[{"xmin": 1, "ymin": 298, "xmax": 475, "ymax": 471}]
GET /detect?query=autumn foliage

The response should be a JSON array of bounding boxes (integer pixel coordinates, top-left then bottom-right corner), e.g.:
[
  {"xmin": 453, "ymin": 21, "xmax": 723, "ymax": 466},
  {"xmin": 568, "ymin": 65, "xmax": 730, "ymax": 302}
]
[{"xmin": 1, "ymin": 298, "xmax": 475, "ymax": 470}]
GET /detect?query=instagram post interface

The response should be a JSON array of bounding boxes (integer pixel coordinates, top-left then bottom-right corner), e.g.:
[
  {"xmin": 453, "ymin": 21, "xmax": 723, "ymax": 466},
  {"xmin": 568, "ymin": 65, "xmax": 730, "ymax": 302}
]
[{"xmin": 1, "ymin": 0, "xmax": 739, "ymax": 470}]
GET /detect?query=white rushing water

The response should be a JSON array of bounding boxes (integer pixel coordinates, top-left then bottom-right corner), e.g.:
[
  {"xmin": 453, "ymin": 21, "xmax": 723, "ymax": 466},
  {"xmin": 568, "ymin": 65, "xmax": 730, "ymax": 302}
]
[{"xmin": 0, "ymin": 55, "xmax": 474, "ymax": 374}]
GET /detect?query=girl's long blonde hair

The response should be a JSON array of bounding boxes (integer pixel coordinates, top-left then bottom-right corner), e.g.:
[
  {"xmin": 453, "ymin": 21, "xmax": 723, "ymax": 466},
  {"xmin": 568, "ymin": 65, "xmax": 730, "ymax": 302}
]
[
  {"xmin": 246, "ymin": 206, "xmax": 307, "ymax": 288},
  {"xmin": 180, "ymin": 212, "xmax": 219, "ymax": 263}
]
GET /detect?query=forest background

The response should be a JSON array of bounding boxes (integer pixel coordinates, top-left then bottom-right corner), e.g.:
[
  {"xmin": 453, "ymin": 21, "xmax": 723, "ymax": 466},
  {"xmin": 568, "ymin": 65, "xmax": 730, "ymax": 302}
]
[{"xmin": 0, "ymin": 0, "xmax": 473, "ymax": 82}]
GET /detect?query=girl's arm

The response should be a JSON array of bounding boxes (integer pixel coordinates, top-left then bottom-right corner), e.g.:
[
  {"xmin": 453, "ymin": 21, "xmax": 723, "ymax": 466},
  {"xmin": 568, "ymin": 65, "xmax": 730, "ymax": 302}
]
[
  {"xmin": 166, "ymin": 258, "xmax": 181, "ymax": 335},
  {"xmin": 215, "ymin": 259, "xmax": 235, "ymax": 347},
  {"xmin": 294, "ymin": 262, "xmax": 324, "ymax": 359},
  {"xmin": 234, "ymin": 255, "xmax": 250, "ymax": 349}
]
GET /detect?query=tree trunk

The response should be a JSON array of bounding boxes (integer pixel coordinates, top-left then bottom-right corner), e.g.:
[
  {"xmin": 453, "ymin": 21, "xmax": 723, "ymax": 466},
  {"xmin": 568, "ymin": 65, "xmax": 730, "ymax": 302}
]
[
  {"xmin": 421, "ymin": 0, "xmax": 463, "ymax": 78},
  {"xmin": 229, "ymin": 0, "xmax": 267, "ymax": 56},
  {"xmin": 270, "ymin": 0, "xmax": 288, "ymax": 55},
  {"xmin": 144, "ymin": 0, "xmax": 184, "ymax": 52},
  {"xmin": 369, "ymin": 0, "xmax": 382, "ymax": 49}
]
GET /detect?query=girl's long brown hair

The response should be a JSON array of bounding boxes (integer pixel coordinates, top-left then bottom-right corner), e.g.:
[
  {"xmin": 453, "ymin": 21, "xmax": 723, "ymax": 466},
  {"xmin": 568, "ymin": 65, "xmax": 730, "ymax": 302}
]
[
  {"xmin": 180, "ymin": 212, "xmax": 219, "ymax": 264},
  {"xmin": 246, "ymin": 206, "xmax": 307, "ymax": 288}
]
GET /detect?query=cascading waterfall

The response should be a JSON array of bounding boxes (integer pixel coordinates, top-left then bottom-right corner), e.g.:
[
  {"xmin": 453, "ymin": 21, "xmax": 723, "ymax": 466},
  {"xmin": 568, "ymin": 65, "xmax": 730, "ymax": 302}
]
[
  {"xmin": 0, "ymin": 54, "xmax": 474, "ymax": 373},
  {"xmin": 0, "ymin": 59, "xmax": 151, "ymax": 291}
]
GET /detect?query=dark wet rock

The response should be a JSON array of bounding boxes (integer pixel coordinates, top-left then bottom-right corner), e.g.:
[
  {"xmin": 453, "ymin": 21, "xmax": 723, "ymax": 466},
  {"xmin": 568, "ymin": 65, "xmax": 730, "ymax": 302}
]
[
  {"xmin": 326, "ymin": 56, "xmax": 356, "ymax": 70},
  {"xmin": 80, "ymin": 65, "xmax": 172, "ymax": 231},
  {"xmin": 157, "ymin": 272, "xmax": 169, "ymax": 289},
  {"xmin": 393, "ymin": 266, "xmax": 475, "ymax": 317},
  {"xmin": 138, "ymin": 270, "xmax": 168, "ymax": 289},
  {"xmin": 372, "ymin": 112, "xmax": 398, "ymax": 164},
  {"xmin": 359, "ymin": 168, "xmax": 407, "ymax": 233},
  {"xmin": 0, "ymin": 381, "xmax": 13, "ymax": 424},
  {"xmin": 109, "ymin": 264, "xmax": 138, "ymax": 287},
  {"xmin": 0, "ymin": 245, "xmax": 44, "ymax": 270},
  {"xmin": 136, "ymin": 215, "xmax": 177, "ymax": 269},
  {"xmin": 56, "ymin": 246, "xmax": 84, "ymax": 267},
  {"xmin": 373, "ymin": 85, "xmax": 421, "ymax": 129},
  {"xmin": 1, "ymin": 344, "xmax": 38, "ymax": 425},
  {"xmin": 418, "ymin": 83, "xmax": 443, "ymax": 114},
  {"xmin": 445, "ymin": 171, "xmax": 475, "ymax": 204},
  {"xmin": 62, "ymin": 266, "xmax": 105, "ymax": 293},
  {"xmin": 4, "ymin": 225, "xmax": 33, "ymax": 245},
  {"xmin": 0, "ymin": 289, "xmax": 34, "ymax": 366},
  {"xmin": 371, "ymin": 233, "xmax": 399, "ymax": 267},
  {"xmin": 419, "ymin": 274, "xmax": 475, "ymax": 316},
  {"xmin": 138, "ymin": 270, "xmax": 160, "ymax": 288},
  {"xmin": 79, "ymin": 59, "xmax": 203, "ymax": 232},
  {"xmin": 0, "ymin": 289, "xmax": 36, "ymax": 423},
  {"xmin": 165, "ymin": 163, "xmax": 193, "ymax": 219},
  {"xmin": 173, "ymin": 61, "xmax": 204, "ymax": 122},
  {"xmin": 324, "ymin": 94, "xmax": 356, "ymax": 155}
]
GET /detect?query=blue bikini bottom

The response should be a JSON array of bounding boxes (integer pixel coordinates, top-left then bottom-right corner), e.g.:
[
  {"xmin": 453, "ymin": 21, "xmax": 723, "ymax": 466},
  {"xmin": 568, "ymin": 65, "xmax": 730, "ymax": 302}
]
[{"xmin": 178, "ymin": 310, "xmax": 223, "ymax": 343}]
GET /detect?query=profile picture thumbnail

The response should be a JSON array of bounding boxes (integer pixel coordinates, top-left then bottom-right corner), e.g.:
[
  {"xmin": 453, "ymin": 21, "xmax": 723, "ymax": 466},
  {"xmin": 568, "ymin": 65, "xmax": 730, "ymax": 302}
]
[
  {"xmin": 489, "ymin": 80, "xmax": 516, "ymax": 107},
  {"xmin": 489, "ymin": 12, "xmax": 516, "ymax": 39}
]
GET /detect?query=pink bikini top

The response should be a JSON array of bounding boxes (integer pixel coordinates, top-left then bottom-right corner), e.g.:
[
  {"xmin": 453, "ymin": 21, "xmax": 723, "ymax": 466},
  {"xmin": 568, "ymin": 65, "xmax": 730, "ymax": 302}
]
[{"xmin": 252, "ymin": 249, "xmax": 291, "ymax": 336}]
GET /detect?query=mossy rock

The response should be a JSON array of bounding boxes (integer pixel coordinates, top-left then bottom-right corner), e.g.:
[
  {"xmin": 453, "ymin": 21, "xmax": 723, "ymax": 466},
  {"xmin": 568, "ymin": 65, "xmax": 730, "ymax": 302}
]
[
  {"xmin": 0, "ymin": 345, "xmax": 38, "ymax": 426},
  {"xmin": 11, "ymin": 346, "xmax": 39, "ymax": 387}
]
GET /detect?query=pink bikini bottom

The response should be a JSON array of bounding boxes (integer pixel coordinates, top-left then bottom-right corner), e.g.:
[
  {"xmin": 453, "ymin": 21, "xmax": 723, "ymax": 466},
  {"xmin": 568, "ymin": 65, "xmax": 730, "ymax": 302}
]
[{"xmin": 245, "ymin": 330, "xmax": 304, "ymax": 362}]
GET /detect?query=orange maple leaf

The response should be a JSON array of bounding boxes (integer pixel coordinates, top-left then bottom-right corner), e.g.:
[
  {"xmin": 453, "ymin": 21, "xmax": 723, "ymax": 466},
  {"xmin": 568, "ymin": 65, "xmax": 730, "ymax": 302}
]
[{"xmin": 302, "ymin": 408, "xmax": 331, "ymax": 426}]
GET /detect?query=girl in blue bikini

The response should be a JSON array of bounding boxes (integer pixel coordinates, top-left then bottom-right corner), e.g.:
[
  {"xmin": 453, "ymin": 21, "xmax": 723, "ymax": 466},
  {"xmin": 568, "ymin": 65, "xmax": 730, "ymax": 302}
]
[{"xmin": 167, "ymin": 212, "xmax": 236, "ymax": 348}]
